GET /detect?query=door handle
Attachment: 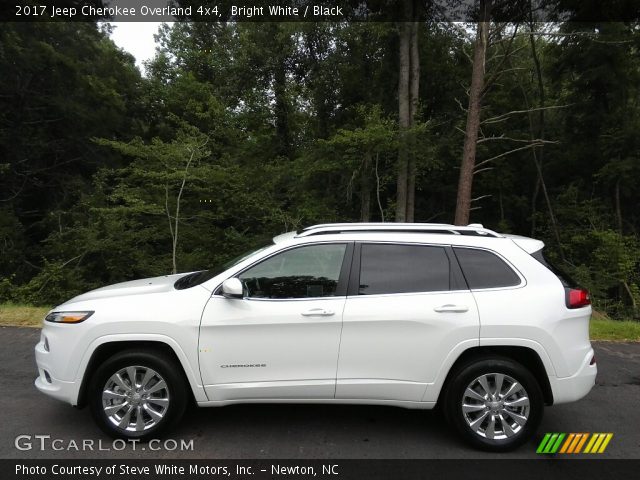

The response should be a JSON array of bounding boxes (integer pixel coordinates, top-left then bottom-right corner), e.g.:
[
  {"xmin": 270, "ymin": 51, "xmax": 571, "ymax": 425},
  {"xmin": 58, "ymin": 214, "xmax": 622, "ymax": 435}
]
[
  {"xmin": 301, "ymin": 308, "xmax": 335, "ymax": 317},
  {"xmin": 434, "ymin": 304, "xmax": 469, "ymax": 313}
]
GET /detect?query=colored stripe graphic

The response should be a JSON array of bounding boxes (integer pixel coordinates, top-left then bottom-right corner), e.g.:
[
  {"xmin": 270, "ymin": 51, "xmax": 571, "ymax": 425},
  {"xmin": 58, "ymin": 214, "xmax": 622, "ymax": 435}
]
[
  {"xmin": 550, "ymin": 433, "xmax": 565, "ymax": 453},
  {"xmin": 536, "ymin": 433, "xmax": 552, "ymax": 453},
  {"xmin": 598, "ymin": 433, "xmax": 613, "ymax": 453},
  {"xmin": 559, "ymin": 433, "xmax": 575, "ymax": 453},
  {"xmin": 584, "ymin": 433, "xmax": 614, "ymax": 453},
  {"xmin": 537, "ymin": 433, "xmax": 565, "ymax": 453},
  {"xmin": 537, "ymin": 433, "xmax": 613, "ymax": 454},
  {"xmin": 543, "ymin": 433, "xmax": 559, "ymax": 453},
  {"xmin": 584, "ymin": 433, "xmax": 599, "ymax": 453},
  {"xmin": 567, "ymin": 433, "xmax": 586, "ymax": 453},
  {"xmin": 574, "ymin": 433, "xmax": 589, "ymax": 453}
]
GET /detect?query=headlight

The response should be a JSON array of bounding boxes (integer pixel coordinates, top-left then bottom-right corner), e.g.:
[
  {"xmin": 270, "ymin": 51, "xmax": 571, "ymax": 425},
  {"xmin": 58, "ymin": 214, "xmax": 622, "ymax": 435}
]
[{"xmin": 45, "ymin": 311, "xmax": 94, "ymax": 324}]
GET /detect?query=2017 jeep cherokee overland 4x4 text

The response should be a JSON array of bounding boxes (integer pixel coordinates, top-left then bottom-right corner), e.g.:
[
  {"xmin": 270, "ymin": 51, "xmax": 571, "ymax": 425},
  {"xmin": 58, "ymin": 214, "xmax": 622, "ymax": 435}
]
[{"xmin": 35, "ymin": 223, "xmax": 596, "ymax": 451}]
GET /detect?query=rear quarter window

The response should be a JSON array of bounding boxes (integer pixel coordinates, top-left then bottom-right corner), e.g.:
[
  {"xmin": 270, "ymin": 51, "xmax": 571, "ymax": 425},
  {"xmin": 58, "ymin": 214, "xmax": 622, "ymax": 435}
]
[
  {"xmin": 530, "ymin": 249, "xmax": 577, "ymax": 288},
  {"xmin": 453, "ymin": 247, "xmax": 521, "ymax": 289}
]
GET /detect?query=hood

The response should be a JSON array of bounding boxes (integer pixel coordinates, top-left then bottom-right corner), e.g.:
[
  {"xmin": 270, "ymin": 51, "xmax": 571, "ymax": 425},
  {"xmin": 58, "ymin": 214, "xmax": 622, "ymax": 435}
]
[{"xmin": 62, "ymin": 273, "xmax": 193, "ymax": 304}]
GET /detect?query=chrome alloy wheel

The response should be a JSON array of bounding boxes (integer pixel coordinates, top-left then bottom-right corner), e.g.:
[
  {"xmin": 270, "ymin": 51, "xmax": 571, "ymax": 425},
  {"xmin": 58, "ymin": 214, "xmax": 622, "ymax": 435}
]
[
  {"xmin": 461, "ymin": 373, "xmax": 530, "ymax": 440},
  {"xmin": 101, "ymin": 366, "xmax": 170, "ymax": 432}
]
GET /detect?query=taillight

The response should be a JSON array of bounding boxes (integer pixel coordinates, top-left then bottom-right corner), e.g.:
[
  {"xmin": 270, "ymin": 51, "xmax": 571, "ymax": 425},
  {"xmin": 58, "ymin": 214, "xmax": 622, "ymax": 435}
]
[{"xmin": 566, "ymin": 288, "xmax": 591, "ymax": 309}]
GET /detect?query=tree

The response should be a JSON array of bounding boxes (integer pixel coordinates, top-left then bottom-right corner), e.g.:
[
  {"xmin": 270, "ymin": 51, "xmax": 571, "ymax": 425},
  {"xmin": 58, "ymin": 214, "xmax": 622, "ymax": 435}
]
[
  {"xmin": 317, "ymin": 106, "xmax": 397, "ymax": 221},
  {"xmin": 3, "ymin": 15, "xmax": 640, "ymax": 319},
  {"xmin": 95, "ymin": 124, "xmax": 211, "ymax": 274},
  {"xmin": 454, "ymin": 0, "xmax": 492, "ymax": 225},
  {"xmin": 396, "ymin": 0, "xmax": 421, "ymax": 222},
  {"xmin": 0, "ymin": 21, "xmax": 142, "ymax": 286}
]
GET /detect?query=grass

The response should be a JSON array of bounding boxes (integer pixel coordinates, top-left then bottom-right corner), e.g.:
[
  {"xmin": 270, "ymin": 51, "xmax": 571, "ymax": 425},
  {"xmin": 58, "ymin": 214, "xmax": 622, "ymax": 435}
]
[
  {"xmin": 0, "ymin": 303, "xmax": 49, "ymax": 327},
  {"xmin": 589, "ymin": 310, "xmax": 640, "ymax": 341},
  {"xmin": 1, "ymin": 303, "xmax": 639, "ymax": 341}
]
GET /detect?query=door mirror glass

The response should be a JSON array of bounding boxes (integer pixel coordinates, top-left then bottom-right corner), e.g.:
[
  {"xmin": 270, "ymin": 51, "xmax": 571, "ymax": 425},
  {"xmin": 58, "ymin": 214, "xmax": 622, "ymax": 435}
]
[{"xmin": 222, "ymin": 278, "xmax": 244, "ymax": 298}]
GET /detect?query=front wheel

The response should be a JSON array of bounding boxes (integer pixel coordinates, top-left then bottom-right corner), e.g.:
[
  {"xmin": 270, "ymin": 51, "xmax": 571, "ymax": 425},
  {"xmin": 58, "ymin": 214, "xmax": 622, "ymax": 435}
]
[
  {"xmin": 88, "ymin": 349, "xmax": 188, "ymax": 441},
  {"xmin": 443, "ymin": 357, "xmax": 544, "ymax": 451}
]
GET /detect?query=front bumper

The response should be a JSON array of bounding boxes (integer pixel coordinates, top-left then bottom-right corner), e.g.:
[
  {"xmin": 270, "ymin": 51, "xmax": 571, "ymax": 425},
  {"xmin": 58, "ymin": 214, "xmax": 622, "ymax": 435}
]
[
  {"xmin": 549, "ymin": 348, "xmax": 597, "ymax": 405},
  {"xmin": 34, "ymin": 335, "xmax": 79, "ymax": 405}
]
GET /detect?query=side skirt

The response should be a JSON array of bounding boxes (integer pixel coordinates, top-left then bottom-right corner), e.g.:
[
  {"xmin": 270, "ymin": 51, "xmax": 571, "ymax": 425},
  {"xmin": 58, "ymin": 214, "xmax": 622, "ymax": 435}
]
[{"xmin": 196, "ymin": 398, "xmax": 436, "ymax": 409}]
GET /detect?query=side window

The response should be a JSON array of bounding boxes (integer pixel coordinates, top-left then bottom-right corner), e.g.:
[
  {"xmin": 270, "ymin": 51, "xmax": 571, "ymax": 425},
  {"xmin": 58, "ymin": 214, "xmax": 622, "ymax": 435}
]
[
  {"xmin": 531, "ymin": 249, "xmax": 576, "ymax": 287},
  {"xmin": 453, "ymin": 247, "xmax": 520, "ymax": 289},
  {"xmin": 359, "ymin": 244, "xmax": 450, "ymax": 295},
  {"xmin": 238, "ymin": 244, "xmax": 347, "ymax": 299}
]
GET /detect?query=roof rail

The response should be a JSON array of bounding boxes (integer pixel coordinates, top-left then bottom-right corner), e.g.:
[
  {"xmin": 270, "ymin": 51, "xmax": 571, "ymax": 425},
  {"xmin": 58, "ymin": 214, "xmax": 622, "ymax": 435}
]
[{"xmin": 296, "ymin": 223, "xmax": 502, "ymax": 238}]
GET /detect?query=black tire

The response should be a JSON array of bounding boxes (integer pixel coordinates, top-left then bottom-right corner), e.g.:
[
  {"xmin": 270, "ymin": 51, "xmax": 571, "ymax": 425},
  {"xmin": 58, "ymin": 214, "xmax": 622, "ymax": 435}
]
[
  {"xmin": 88, "ymin": 348, "xmax": 188, "ymax": 441},
  {"xmin": 442, "ymin": 356, "xmax": 543, "ymax": 451}
]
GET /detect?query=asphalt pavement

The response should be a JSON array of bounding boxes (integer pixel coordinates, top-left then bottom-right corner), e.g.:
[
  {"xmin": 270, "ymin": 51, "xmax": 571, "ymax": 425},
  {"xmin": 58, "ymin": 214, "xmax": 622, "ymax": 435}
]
[{"xmin": 1, "ymin": 326, "xmax": 638, "ymax": 459}]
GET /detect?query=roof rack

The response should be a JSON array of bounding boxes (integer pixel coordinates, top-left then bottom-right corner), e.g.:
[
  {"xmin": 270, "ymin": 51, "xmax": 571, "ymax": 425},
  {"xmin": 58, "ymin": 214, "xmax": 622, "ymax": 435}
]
[{"xmin": 296, "ymin": 223, "xmax": 502, "ymax": 238}]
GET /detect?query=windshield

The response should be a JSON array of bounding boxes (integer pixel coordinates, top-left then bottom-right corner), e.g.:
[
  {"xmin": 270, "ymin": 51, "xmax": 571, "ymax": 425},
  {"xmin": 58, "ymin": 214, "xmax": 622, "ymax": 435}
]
[{"xmin": 174, "ymin": 244, "xmax": 272, "ymax": 290}]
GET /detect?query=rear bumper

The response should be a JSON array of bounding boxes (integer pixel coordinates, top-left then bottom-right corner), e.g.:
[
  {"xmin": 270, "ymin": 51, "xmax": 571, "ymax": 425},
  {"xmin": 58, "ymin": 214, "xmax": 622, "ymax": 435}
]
[{"xmin": 549, "ymin": 348, "xmax": 597, "ymax": 404}]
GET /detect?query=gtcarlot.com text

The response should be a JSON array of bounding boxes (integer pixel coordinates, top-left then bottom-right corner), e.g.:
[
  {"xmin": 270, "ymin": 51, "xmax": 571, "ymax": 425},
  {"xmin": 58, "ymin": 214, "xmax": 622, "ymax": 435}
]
[{"xmin": 14, "ymin": 435, "xmax": 194, "ymax": 452}]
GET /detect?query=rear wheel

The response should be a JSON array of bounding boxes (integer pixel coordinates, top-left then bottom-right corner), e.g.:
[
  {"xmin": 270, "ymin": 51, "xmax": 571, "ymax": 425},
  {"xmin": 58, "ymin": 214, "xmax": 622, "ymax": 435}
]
[
  {"xmin": 443, "ymin": 357, "xmax": 543, "ymax": 451},
  {"xmin": 88, "ymin": 349, "xmax": 187, "ymax": 440}
]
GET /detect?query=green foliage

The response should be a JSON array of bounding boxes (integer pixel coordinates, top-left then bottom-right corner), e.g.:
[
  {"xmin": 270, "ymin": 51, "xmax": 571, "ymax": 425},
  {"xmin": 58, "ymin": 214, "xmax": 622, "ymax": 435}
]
[
  {"xmin": 564, "ymin": 230, "xmax": 639, "ymax": 318},
  {"xmin": 17, "ymin": 259, "xmax": 88, "ymax": 306},
  {"xmin": 1, "ymin": 19, "xmax": 639, "ymax": 319},
  {"xmin": 0, "ymin": 21, "xmax": 142, "ymax": 298},
  {"xmin": 0, "ymin": 276, "xmax": 17, "ymax": 303}
]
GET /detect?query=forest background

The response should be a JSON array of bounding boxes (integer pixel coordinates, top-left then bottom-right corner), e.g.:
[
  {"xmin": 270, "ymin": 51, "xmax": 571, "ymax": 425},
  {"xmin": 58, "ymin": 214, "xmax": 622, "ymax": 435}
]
[{"xmin": 1, "ymin": 0, "xmax": 639, "ymax": 324}]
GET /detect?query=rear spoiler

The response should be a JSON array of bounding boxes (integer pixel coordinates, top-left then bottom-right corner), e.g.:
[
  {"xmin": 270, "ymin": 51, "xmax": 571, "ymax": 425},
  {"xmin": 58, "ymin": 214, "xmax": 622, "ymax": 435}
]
[{"xmin": 503, "ymin": 234, "xmax": 545, "ymax": 254}]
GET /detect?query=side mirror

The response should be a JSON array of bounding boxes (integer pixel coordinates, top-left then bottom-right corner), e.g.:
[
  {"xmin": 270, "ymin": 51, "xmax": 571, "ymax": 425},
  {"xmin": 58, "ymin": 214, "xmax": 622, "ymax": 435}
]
[{"xmin": 221, "ymin": 278, "xmax": 243, "ymax": 299}]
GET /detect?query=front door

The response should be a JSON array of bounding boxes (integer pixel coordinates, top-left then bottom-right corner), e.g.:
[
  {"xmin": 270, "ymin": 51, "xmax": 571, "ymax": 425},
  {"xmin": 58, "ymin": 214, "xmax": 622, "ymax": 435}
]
[{"xmin": 199, "ymin": 242, "xmax": 352, "ymax": 401}]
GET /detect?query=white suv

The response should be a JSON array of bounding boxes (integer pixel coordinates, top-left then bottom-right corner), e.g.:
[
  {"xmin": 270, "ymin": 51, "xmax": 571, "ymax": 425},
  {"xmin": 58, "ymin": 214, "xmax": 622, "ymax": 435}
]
[{"xmin": 34, "ymin": 223, "xmax": 596, "ymax": 451}]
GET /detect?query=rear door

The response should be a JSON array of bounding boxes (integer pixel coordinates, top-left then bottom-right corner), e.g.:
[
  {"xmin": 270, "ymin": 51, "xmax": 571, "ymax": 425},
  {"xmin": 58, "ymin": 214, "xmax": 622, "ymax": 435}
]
[{"xmin": 335, "ymin": 242, "xmax": 480, "ymax": 402}]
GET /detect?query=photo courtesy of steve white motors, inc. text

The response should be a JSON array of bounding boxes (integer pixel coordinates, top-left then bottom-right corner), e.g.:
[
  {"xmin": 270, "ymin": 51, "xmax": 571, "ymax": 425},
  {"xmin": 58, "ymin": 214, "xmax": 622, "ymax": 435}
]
[{"xmin": 15, "ymin": 463, "xmax": 338, "ymax": 477}]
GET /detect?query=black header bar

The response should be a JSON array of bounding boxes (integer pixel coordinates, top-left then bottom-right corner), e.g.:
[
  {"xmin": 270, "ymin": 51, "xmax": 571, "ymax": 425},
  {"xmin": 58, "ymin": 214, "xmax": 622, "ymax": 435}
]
[
  {"xmin": 3, "ymin": 0, "xmax": 640, "ymax": 23},
  {"xmin": 6, "ymin": 459, "xmax": 640, "ymax": 480}
]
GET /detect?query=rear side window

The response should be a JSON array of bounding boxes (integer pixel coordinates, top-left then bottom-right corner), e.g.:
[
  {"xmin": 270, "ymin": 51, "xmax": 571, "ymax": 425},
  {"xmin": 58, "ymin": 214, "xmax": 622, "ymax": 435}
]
[
  {"xmin": 531, "ymin": 249, "xmax": 577, "ymax": 287},
  {"xmin": 359, "ymin": 244, "xmax": 450, "ymax": 295},
  {"xmin": 453, "ymin": 247, "xmax": 520, "ymax": 289}
]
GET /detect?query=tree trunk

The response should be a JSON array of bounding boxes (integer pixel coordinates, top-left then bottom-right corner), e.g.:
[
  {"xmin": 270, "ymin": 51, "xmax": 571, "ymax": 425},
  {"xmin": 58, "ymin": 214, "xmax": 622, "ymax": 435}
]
[
  {"xmin": 397, "ymin": 0, "xmax": 421, "ymax": 223},
  {"xmin": 531, "ymin": 175, "xmax": 540, "ymax": 235},
  {"xmin": 406, "ymin": 19, "xmax": 420, "ymax": 222},
  {"xmin": 615, "ymin": 178, "xmax": 623, "ymax": 233},
  {"xmin": 375, "ymin": 153, "xmax": 385, "ymax": 221},
  {"xmin": 527, "ymin": 23, "xmax": 565, "ymax": 261},
  {"xmin": 361, "ymin": 153, "xmax": 371, "ymax": 222},
  {"xmin": 396, "ymin": 19, "xmax": 412, "ymax": 222},
  {"xmin": 273, "ymin": 58, "xmax": 290, "ymax": 158},
  {"xmin": 454, "ymin": 0, "xmax": 491, "ymax": 226}
]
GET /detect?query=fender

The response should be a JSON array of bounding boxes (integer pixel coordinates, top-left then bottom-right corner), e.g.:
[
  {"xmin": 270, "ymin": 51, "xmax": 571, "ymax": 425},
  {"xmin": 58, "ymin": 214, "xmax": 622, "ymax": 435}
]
[
  {"xmin": 75, "ymin": 333, "xmax": 208, "ymax": 403},
  {"xmin": 480, "ymin": 337, "xmax": 556, "ymax": 376},
  {"xmin": 421, "ymin": 337, "xmax": 556, "ymax": 402}
]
